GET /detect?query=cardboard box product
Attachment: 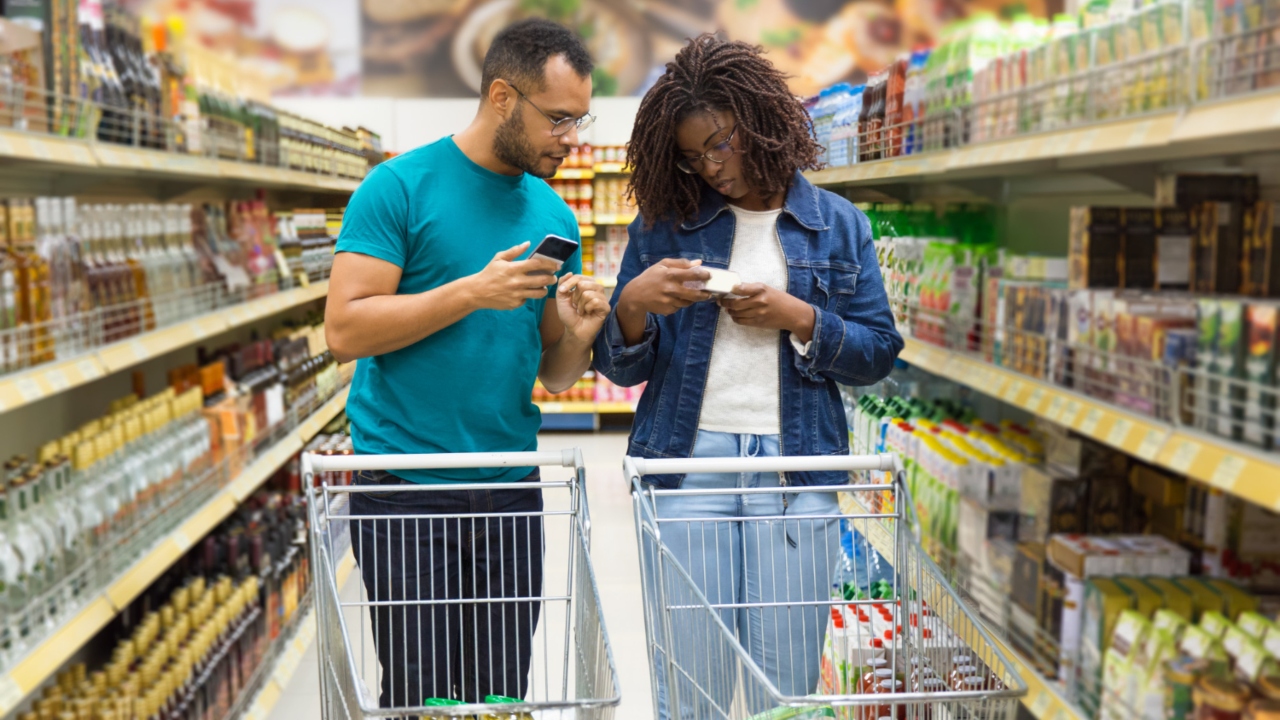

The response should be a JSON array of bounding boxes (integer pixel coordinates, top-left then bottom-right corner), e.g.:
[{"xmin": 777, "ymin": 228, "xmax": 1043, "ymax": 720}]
[
  {"xmin": 1173, "ymin": 577, "xmax": 1226, "ymax": 619},
  {"xmin": 1019, "ymin": 464, "xmax": 1088, "ymax": 543},
  {"xmin": 1156, "ymin": 173, "xmax": 1260, "ymax": 208},
  {"xmin": 957, "ymin": 496, "xmax": 1019, "ymax": 568},
  {"xmin": 1080, "ymin": 579, "xmax": 1136, "ymax": 709},
  {"xmin": 1243, "ymin": 302, "xmax": 1279, "ymax": 449},
  {"xmin": 1156, "ymin": 207, "xmax": 1194, "ymax": 290},
  {"xmin": 1012, "ymin": 542, "xmax": 1046, "ymax": 618},
  {"xmin": 1216, "ymin": 299, "xmax": 1248, "ymax": 440},
  {"xmin": 1192, "ymin": 201, "xmax": 1244, "ymax": 295},
  {"xmin": 1070, "ymin": 206, "xmax": 1123, "ymax": 290},
  {"xmin": 1145, "ymin": 577, "xmax": 1195, "ymax": 622},
  {"xmin": 1122, "ymin": 208, "xmax": 1159, "ymax": 289},
  {"xmin": 1131, "ymin": 464, "xmax": 1188, "ymax": 507},
  {"xmin": 1243, "ymin": 201, "xmax": 1280, "ymax": 297},
  {"xmin": 1086, "ymin": 476, "xmax": 1133, "ymax": 535}
]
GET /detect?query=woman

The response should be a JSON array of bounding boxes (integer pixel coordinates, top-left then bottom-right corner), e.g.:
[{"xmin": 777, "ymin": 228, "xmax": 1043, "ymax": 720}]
[{"xmin": 593, "ymin": 34, "xmax": 903, "ymax": 717}]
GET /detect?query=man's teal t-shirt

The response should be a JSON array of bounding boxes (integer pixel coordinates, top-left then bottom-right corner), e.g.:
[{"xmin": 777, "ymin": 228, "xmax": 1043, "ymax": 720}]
[{"xmin": 335, "ymin": 137, "xmax": 581, "ymax": 483}]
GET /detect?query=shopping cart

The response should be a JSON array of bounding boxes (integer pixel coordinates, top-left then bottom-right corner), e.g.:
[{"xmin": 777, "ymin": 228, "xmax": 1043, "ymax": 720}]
[
  {"xmin": 629, "ymin": 453, "xmax": 1028, "ymax": 720},
  {"xmin": 304, "ymin": 450, "xmax": 621, "ymax": 719}
]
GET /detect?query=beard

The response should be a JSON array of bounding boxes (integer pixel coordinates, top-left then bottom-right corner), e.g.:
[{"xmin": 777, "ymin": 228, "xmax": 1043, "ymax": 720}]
[{"xmin": 493, "ymin": 109, "xmax": 550, "ymax": 178}]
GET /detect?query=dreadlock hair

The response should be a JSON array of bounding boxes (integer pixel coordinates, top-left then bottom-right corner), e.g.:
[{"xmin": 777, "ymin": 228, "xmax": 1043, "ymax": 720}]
[{"xmin": 627, "ymin": 34, "xmax": 825, "ymax": 227}]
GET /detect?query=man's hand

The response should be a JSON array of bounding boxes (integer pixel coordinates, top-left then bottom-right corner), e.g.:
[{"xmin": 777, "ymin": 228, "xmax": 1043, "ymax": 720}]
[
  {"xmin": 617, "ymin": 258, "xmax": 713, "ymax": 317},
  {"xmin": 468, "ymin": 242, "xmax": 560, "ymax": 310},
  {"xmin": 720, "ymin": 283, "xmax": 817, "ymax": 343},
  {"xmin": 556, "ymin": 273, "xmax": 610, "ymax": 344}
]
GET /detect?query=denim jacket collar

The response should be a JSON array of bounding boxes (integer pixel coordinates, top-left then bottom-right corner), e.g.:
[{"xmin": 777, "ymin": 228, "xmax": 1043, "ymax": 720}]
[{"xmin": 679, "ymin": 171, "xmax": 828, "ymax": 232}]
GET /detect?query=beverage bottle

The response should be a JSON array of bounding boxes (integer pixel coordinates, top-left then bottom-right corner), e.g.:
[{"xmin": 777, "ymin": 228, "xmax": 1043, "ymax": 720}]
[
  {"xmin": 9, "ymin": 472, "xmax": 52, "ymax": 635},
  {"xmin": 39, "ymin": 443, "xmax": 83, "ymax": 608},
  {"xmin": 25, "ymin": 465, "xmax": 65, "ymax": 625},
  {"xmin": 119, "ymin": 205, "xmax": 155, "ymax": 332},
  {"xmin": 0, "ymin": 203, "xmax": 20, "ymax": 372},
  {"xmin": 0, "ymin": 482, "xmax": 27, "ymax": 661},
  {"xmin": 13, "ymin": 199, "xmax": 54, "ymax": 365}
]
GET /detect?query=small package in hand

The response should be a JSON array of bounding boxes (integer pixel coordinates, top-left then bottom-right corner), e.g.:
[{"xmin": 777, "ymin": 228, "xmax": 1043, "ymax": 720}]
[{"xmin": 685, "ymin": 268, "xmax": 741, "ymax": 297}]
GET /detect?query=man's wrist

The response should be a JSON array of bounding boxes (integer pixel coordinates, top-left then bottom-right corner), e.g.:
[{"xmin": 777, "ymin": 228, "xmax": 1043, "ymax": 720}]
[{"xmin": 453, "ymin": 275, "xmax": 486, "ymax": 311}]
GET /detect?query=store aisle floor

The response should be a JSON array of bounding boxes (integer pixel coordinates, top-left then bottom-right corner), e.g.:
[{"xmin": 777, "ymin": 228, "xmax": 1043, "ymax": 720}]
[{"xmin": 268, "ymin": 431, "xmax": 653, "ymax": 719}]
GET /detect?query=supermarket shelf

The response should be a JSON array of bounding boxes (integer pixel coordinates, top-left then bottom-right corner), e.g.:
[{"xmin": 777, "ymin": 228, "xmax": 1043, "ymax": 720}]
[
  {"xmin": 580, "ymin": 225, "xmax": 597, "ymax": 238},
  {"xmin": 594, "ymin": 214, "xmax": 635, "ymax": 226},
  {"xmin": 0, "ymin": 282, "xmax": 329, "ymax": 414},
  {"xmin": 593, "ymin": 162, "xmax": 630, "ymax": 174},
  {"xmin": 0, "ymin": 127, "xmax": 361, "ymax": 193},
  {"xmin": 0, "ymin": 387, "xmax": 350, "ymax": 714},
  {"xmin": 805, "ymin": 92, "xmax": 1280, "ymax": 189},
  {"xmin": 535, "ymin": 400, "xmax": 636, "ymax": 414},
  {"xmin": 553, "ymin": 168, "xmax": 594, "ymax": 180},
  {"xmin": 899, "ymin": 338, "xmax": 1280, "ymax": 512},
  {"xmin": 240, "ymin": 553, "xmax": 355, "ymax": 720}
]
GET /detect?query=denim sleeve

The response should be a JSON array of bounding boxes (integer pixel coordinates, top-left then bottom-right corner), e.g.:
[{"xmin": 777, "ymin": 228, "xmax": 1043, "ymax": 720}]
[
  {"xmin": 592, "ymin": 219, "xmax": 659, "ymax": 387},
  {"xmin": 793, "ymin": 209, "xmax": 904, "ymax": 386}
]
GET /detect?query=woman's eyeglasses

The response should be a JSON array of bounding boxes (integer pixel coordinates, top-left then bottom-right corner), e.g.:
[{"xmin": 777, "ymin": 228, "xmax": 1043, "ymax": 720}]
[
  {"xmin": 677, "ymin": 127, "xmax": 737, "ymax": 174},
  {"xmin": 507, "ymin": 82, "xmax": 596, "ymax": 137}
]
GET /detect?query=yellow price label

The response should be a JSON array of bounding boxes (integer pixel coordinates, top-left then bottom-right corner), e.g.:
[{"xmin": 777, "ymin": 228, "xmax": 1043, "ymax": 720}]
[
  {"xmin": 44, "ymin": 369, "xmax": 70, "ymax": 392},
  {"xmin": 1170, "ymin": 440, "xmax": 1202, "ymax": 474},
  {"xmin": 1045, "ymin": 396, "xmax": 1066, "ymax": 422},
  {"xmin": 1027, "ymin": 388, "xmax": 1047, "ymax": 412},
  {"xmin": 1078, "ymin": 408, "xmax": 1104, "ymax": 436},
  {"xmin": 15, "ymin": 376, "xmax": 42, "ymax": 403},
  {"xmin": 1107, "ymin": 418, "xmax": 1134, "ymax": 447},
  {"xmin": 1030, "ymin": 690, "xmax": 1053, "ymax": 717},
  {"xmin": 1061, "ymin": 400, "xmax": 1083, "ymax": 427},
  {"xmin": 1004, "ymin": 380, "xmax": 1024, "ymax": 403},
  {"xmin": 1211, "ymin": 455, "xmax": 1247, "ymax": 490},
  {"xmin": 1137, "ymin": 430, "xmax": 1167, "ymax": 461},
  {"xmin": 77, "ymin": 359, "xmax": 101, "ymax": 381}
]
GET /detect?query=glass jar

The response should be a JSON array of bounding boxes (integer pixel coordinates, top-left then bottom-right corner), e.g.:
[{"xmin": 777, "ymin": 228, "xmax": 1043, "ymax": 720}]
[
  {"xmin": 863, "ymin": 678, "xmax": 905, "ymax": 720},
  {"xmin": 1246, "ymin": 700, "xmax": 1280, "ymax": 720},
  {"xmin": 1257, "ymin": 675, "xmax": 1280, "ymax": 702},
  {"xmin": 1194, "ymin": 676, "xmax": 1250, "ymax": 720},
  {"xmin": 861, "ymin": 659, "xmax": 889, "ymax": 694}
]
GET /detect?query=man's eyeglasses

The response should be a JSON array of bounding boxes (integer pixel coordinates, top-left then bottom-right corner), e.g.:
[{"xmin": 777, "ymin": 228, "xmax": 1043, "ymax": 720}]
[
  {"xmin": 677, "ymin": 127, "xmax": 737, "ymax": 174},
  {"xmin": 507, "ymin": 82, "xmax": 596, "ymax": 137}
]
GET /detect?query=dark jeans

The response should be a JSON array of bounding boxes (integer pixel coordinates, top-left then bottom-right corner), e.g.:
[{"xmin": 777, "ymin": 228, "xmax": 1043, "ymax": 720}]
[{"xmin": 349, "ymin": 469, "xmax": 544, "ymax": 708}]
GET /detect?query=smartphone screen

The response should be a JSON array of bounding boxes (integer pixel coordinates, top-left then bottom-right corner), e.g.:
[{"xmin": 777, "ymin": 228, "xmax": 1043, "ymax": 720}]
[{"xmin": 530, "ymin": 234, "xmax": 579, "ymax": 266}]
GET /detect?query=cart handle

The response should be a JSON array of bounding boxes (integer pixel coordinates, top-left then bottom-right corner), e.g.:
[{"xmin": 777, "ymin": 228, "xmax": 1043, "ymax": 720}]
[
  {"xmin": 303, "ymin": 449, "xmax": 582, "ymax": 473},
  {"xmin": 624, "ymin": 453, "xmax": 901, "ymax": 478}
]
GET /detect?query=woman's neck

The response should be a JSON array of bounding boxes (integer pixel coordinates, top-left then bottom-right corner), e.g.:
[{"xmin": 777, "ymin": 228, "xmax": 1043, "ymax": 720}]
[{"xmin": 727, "ymin": 190, "xmax": 784, "ymax": 212}]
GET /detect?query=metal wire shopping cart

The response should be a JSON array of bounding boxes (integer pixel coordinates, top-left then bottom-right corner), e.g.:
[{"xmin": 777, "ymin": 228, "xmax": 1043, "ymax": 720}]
[
  {"xmin": 304, "ymin": 450, "xmax": 621, "ymax": 719},
  {"xmin": 629, "ymin": 453, "xmax": 1028, "ymax": 720}
]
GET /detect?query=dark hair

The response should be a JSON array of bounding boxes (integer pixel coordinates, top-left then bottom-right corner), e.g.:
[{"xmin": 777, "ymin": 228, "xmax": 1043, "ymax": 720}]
[
  {"xmin": 480, "ymin": 18, "xmax": 594, "ymax": 96},
  {"xmin": 628, "ymin": 34, "xmax": 824, "ymax": 226}
]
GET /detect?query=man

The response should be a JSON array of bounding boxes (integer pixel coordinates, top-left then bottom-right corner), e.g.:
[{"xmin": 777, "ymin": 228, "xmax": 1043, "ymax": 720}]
[{"xmin": 324, "ymin": 19, "xmax": 607, "ymax": 708}]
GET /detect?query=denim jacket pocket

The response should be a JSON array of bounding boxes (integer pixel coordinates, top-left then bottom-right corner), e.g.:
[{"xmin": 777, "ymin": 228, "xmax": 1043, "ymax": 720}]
[{"xmin": 812, "ymin": 264, "xmax": 861, "ymax": 317}]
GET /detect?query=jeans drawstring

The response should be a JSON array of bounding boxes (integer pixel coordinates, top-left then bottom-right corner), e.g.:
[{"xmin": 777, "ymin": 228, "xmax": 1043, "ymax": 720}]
[{"xmin": 741, "ymin": 434, "xmax": 799, "ymax": 549}]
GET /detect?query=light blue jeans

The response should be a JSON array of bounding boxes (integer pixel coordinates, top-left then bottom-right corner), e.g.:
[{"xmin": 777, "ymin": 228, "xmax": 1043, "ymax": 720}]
[{"xmin": 648, "ymin": 430, "xmax": 841, "ymax": 720}]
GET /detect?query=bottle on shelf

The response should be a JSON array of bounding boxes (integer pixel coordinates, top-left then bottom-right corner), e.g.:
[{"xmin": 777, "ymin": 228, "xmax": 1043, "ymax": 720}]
[
  {"xmin": 10, "ymin": 199, "xmax": 54, "ymax": 367},
  {"xmin": 0, "ymin": 204, "xmax": 20, "ymax": 373}
]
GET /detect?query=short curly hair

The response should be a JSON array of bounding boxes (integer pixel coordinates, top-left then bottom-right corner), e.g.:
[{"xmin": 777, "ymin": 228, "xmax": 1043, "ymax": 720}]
[
  {"xmin": 480, "ymin": 18, "xmax": 594, "ymax": 96},
  {"xmin": 628, "ymin": 34, "xmax": 825, "ymax": 226}
]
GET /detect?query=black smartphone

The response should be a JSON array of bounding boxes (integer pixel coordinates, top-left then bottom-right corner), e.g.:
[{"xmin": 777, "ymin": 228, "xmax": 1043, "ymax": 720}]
[{"xmin": 529, "ymin": 234, "xmax": 579, "ymax": 272}]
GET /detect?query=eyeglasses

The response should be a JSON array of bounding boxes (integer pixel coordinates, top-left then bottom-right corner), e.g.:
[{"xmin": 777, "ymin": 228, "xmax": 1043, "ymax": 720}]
[
  {"xmin": 507, "ymin": 82, "xmax": 596, "ymax": 137},
  {"xmin": 677, "ymin": 127, "xmax": 738, "ymax": 174}
]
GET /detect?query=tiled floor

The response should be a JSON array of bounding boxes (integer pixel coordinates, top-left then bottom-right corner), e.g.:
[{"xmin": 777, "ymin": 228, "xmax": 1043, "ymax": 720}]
[{"xmin": 269, "ymin": 431, "xmax": 654, "ymax": 719}]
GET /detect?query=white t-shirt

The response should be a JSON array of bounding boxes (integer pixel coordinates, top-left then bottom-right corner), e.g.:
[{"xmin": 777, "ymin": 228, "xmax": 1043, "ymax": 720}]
[{"xmin": 698, "ymin": 204, "xmax": 789, "ymax": 435}]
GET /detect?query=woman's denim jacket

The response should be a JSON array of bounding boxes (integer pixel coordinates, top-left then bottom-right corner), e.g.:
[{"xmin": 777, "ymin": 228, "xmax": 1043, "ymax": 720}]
[{"xmin": 592, "ymin": 172, "xmax": 903, "ymax": 488}]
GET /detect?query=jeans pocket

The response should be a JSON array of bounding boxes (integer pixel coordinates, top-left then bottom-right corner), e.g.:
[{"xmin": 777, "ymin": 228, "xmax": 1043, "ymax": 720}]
[{"xmin": 353, "ymin": 470, "xmax": 413, "ymax": 503}]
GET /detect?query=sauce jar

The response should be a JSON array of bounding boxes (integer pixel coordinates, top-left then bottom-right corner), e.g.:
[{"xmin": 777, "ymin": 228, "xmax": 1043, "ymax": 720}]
[
  {"xmin": 1194, "ymin": 676, "xmax": 1250, "ymax": 720},
  {"xmin": 911, "ymin": 666, "xmax": 937, "ymax": 689},
  {"xmin": 868, "ymin": 678, "xmax": 906, "ymax": 720},
  {"xmin": 1256, "ymin": 675, "xmax": 1280, "ymax": 702},
  {"xmin": 1246, "ymin": 700, "xmax": 1280, "ymax": 720},
  {"xmin": 861, "ymin": 659, "xmax": 889, "ymax": 694},
  {"xmin": 949, "ymin": 665, "xmax": 979, "ymax": 689}
]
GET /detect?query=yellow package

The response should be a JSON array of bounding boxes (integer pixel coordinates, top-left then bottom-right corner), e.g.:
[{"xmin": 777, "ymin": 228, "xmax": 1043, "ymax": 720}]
[
  {"xmin": 1172, "ymin": 577, "xmax": 1225, "ymax": 620},
  {"xmin": 1206, "ymin": 579, "xmax": 1259, "ymax": 620},
  {"xmin": 1144, "ymin": 577, "xmax": 1195, "ymax": 622}
]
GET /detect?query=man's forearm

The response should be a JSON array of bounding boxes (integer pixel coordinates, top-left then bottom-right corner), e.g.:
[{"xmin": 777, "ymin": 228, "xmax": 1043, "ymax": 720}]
[
  {"xmin": 327, "ymin": 277, "xmax": 480, "ymax": 362},
  {"xmin": 539, "ymin": 333, "xmax": 594, "ymax": 394}
]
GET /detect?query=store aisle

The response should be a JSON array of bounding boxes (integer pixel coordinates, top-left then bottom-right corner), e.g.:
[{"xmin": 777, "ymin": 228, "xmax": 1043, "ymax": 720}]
[{"xmin": 268, "ymin": 431, "xmax": 653, "ymax": 719}]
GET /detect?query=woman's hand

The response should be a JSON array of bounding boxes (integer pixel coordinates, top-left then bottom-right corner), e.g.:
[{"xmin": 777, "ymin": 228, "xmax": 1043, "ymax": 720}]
[
  {"xmin": 614, "ymin": 258, "xmax": 712, "ymax": 346},
  {"xmin": 720, "ymin": 283, "xmax": 816, "ymax": 343},
  {"xmin": 618, "ymin": 258, "xmax": 713, "ymax": 316}
]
